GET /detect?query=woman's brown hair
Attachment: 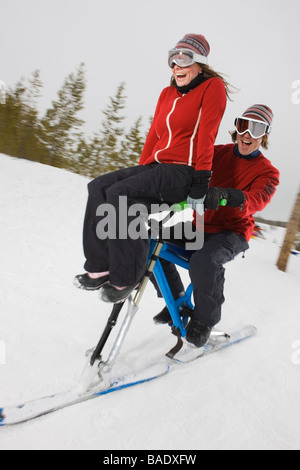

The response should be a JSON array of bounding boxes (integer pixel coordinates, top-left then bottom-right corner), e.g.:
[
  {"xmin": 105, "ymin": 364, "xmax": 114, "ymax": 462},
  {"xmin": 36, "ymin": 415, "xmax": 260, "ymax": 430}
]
[{"xmin": 170, "ymin": 64, "xmax": 234, "ymax": 100}]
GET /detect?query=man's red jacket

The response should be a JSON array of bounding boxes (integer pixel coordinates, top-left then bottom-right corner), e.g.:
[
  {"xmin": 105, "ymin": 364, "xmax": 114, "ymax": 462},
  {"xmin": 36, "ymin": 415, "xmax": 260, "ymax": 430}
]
[{"xmin": 204, "ymin": 144, "xmax": 280, "ymax": 241}]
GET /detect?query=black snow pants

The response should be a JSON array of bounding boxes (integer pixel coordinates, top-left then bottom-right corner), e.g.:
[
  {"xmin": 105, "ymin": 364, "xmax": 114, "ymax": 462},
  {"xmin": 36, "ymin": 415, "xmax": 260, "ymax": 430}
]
[
  {"xmin": 153, "ymin": 224, "xmax": 249, "ymax": 327},
  {"xmin": 82, "ymin": 164, "xmax": 195, "ymax": 287}
]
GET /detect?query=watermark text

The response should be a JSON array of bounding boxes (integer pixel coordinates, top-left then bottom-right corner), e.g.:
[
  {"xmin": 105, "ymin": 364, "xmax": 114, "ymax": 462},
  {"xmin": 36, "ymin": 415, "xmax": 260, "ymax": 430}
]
[
  {"xmin": 0, "ymin": 339, "xmax": 6, "ymax": 365},
  {"xmin": 103, "ymin": 453, "xmax": 197, "ymax": 467},
  {"xmin": 291, "ymin": 80, "xmax": 300, "ymax": 104},
  {"xmin": 291, "ymin": 340, "xmax": 300, "ymax": 365},
  {"xmin": 95, "ymin": 197, "xmax": 204, "ymax": 250}
]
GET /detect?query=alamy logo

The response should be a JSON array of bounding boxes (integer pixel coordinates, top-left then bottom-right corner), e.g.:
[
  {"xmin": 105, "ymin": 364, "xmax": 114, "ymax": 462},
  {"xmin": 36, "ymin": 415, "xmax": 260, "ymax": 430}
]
[
  {"xmin": 95, "ymin": 197, "xmax": 204, "ymax": 250},
  {"xmin": 291, "ymin": 80, "xmax": 300, "ymax": 104},
  {"xmin": 291, "ymin": 340, "xmax": 300, "ymax": 365},
  {"xmin": 0, "ymin": 339, "xmax": 6, "ymax": 365}
]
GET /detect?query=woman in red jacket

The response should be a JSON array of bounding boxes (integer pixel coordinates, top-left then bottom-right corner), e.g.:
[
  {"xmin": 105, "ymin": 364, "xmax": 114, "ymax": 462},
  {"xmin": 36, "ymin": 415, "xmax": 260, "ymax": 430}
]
[
  {"xmin": 153, "ymin": 104, "xmax": 280, "ymax": 347},
  {"xmin": 75, "ymin": 34, "xmax": 229, "ymax": 303}
]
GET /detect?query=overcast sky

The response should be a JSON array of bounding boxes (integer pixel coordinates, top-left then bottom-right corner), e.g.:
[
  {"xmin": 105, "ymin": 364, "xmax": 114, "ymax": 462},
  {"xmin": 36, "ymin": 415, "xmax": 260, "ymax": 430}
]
[{"xmin": 1, "ymin": 0, "xmax": 300, "ymax": 221}]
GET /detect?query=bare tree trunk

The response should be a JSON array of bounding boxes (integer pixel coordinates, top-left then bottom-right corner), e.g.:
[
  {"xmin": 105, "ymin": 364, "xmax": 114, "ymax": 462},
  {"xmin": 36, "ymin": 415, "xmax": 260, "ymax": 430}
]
[{"xmin": 277, "ymin": 186, "xmax": 300, "ymax": 272}]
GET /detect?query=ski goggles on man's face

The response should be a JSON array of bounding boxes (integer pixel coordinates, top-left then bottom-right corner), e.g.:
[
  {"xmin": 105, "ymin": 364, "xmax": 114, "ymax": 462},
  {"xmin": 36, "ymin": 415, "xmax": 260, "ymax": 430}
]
[
  {"xmin": 234, "ymin": 117, "xmax": 271, "ymax": 139},
  {"xmin": 168, "ymin": 48, "xmax": 208, "ymax": 68}
]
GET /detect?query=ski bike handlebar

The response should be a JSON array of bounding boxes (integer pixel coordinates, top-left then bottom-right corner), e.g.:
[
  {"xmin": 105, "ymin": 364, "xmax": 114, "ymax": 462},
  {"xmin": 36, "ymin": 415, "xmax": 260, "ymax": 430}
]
[
  {"xmin": 170, "ymin": 198, "xmax": 227, "ymax": 213},
  {"xmin": 150, "ymin": 197, "xmax": 228, "ymax": 243}
]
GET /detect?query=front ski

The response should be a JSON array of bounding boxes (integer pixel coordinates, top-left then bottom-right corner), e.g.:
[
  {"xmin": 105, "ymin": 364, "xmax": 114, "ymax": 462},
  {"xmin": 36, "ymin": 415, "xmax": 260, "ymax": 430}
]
[
  {"xmin": 0, "ymin": 326, "xmax": 256, "ymax": 425},
  {"xmin": 171, "ymin": 325, "xmax": 257, "ymax": 364},
  {"xmin": 0, "ymin": 362, "xmax": 169, "ymax": 426}
]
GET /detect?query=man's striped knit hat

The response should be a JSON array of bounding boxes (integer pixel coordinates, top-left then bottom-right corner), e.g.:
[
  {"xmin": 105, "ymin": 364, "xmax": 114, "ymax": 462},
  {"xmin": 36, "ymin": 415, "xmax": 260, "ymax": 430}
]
[{"xmin": 242, "ymin": 104, "xmax": 274, "ymax": 127}]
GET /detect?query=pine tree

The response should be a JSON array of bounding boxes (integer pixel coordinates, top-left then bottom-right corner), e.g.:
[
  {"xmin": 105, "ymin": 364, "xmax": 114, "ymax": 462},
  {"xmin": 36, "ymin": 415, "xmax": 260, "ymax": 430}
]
[
  {"xmin": 74, "ymin": 134, "xmax": 104, "ymax": 177},
  {"xmin": 1, "ymin": 72, "xmax": 150, "ymax": 178},
  {"xmin": 0, "ymin": 71, "xmax": 46, "ymax": 162},
  {"xmin": 95, "ymin": 82, "xmax": 126, "ymax": 174},
  {"xmin": 40, "ymin": 63, "xmax": 86, "ymax": 169},
  {"xmin": 0, "ymin": 81, "xmax": 6, "ymax": 104},
  {"xmin": 0, "ymin": 84, "xmax": 21, "ymax": 156},
  {"xmin": 16, "ymin": 70, "xmax": 46, "ymax": 162},
  {"xmin": 118, "ymin": 116, "xmax": 145, "ymax": 169}
]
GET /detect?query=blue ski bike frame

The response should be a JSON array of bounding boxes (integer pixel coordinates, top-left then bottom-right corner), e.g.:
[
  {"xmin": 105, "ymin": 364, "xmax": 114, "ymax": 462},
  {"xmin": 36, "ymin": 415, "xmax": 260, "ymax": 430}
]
[{"xmin": 79, "ymin": 199, "xmax": 227, "ymax": 393}]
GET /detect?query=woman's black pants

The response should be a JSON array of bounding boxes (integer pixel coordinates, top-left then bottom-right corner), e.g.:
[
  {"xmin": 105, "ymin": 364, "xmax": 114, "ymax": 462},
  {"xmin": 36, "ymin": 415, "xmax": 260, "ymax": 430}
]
[{"xmin": 82, "ymin": 164, "xmax": 194, "ymax": 287}]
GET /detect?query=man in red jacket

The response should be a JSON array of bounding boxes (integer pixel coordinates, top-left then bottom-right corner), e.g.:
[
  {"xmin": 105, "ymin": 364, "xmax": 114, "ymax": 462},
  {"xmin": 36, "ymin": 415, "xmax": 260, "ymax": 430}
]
[{"xmin": 154, "ymin": 104, "xmax": 280, "ymax": 348}]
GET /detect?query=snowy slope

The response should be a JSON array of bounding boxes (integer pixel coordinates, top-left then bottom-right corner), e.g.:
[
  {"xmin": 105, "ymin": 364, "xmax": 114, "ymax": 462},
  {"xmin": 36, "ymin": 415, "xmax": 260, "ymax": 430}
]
[{"xmin": 0, "ymin": 154, "xmax": 300, "ymax": 450}]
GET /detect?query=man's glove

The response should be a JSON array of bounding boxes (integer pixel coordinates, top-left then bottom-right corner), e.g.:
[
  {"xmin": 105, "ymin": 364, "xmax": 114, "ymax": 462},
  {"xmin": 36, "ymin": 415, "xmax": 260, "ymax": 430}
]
[
  {"xmin": 205, "ymin": 187, "xmax": 246, "ymax": 211},
  {"xmin": 188, "ymin": 170, "xmax": 212, "ymax": 215},
  {"xmin": 204, "ymin": 187, "xmax": 229, "ymax": 210}
]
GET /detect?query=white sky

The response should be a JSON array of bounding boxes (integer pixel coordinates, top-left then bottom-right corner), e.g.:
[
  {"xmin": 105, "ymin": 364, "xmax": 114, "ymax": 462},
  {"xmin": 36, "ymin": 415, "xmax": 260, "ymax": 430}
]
[{"xmin": 1, "ymin": 0, "xmax": 300, "ymax": 221}]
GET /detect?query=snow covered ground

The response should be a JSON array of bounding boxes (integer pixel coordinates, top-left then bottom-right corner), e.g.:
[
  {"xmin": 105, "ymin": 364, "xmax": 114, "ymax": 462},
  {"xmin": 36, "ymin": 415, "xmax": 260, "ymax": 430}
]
[{"xmin": 0, "ymin": 153, "xmax": 300, "ymax": 450}]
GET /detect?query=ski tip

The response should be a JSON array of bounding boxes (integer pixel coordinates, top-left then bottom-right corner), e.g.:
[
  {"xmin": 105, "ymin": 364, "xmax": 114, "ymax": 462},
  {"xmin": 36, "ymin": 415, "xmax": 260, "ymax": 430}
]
[
  {"xmin": 230, "ymin": 325, "xmax": 258, "ymax": 341},
  {"xmin": 246, "ymin": 325, "xmax": 258, "ymax": 335}
]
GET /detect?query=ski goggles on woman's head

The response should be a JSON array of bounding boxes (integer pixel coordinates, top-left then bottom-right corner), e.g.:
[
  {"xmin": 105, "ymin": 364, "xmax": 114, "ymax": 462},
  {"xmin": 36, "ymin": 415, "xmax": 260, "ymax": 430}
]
[
  {"xmin": 168, "ymin": 48, "xmax": 208, "ymax": 68},
  {"xmin": 234, "ymin": 117, "xmax": 271, "ymax": 139}
]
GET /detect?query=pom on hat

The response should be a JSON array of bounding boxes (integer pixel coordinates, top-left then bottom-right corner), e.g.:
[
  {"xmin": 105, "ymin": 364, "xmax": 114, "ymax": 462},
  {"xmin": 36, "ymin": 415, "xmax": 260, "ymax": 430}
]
[
  {"xmin": 175, "ymin": 34, "xmax": 210, "ymax": 59},
  {"xmin": 242, "ymin": 104, "xmax": 274, "ymax": 127}
]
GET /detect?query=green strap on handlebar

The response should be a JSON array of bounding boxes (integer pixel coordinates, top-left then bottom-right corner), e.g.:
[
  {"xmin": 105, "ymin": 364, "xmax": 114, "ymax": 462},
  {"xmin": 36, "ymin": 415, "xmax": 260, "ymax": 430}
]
[
  {"xmin": 219, "ymin": 198, "xmax": 228, "ymax": 206},
  {"xmin": 170, "ymin": 198, "xmax": 227, "ymax": 213}
]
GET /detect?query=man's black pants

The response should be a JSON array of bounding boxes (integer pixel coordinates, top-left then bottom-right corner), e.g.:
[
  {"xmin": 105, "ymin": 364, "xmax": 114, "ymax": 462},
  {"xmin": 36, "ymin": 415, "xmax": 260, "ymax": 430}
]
[{"xmin": 153, "ymin": 226, "xmax": 249, "ymax": 327}]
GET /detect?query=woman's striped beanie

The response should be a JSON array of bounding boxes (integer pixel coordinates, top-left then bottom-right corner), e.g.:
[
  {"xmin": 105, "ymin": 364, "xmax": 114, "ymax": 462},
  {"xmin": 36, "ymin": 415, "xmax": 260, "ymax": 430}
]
[
  {"xmin": 242, "ymin": 104, "xmax": 274, "ymax": 127},
  {"xmin": 175, "ymin": 34, "xmax": 210, "ymax": 59}
]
